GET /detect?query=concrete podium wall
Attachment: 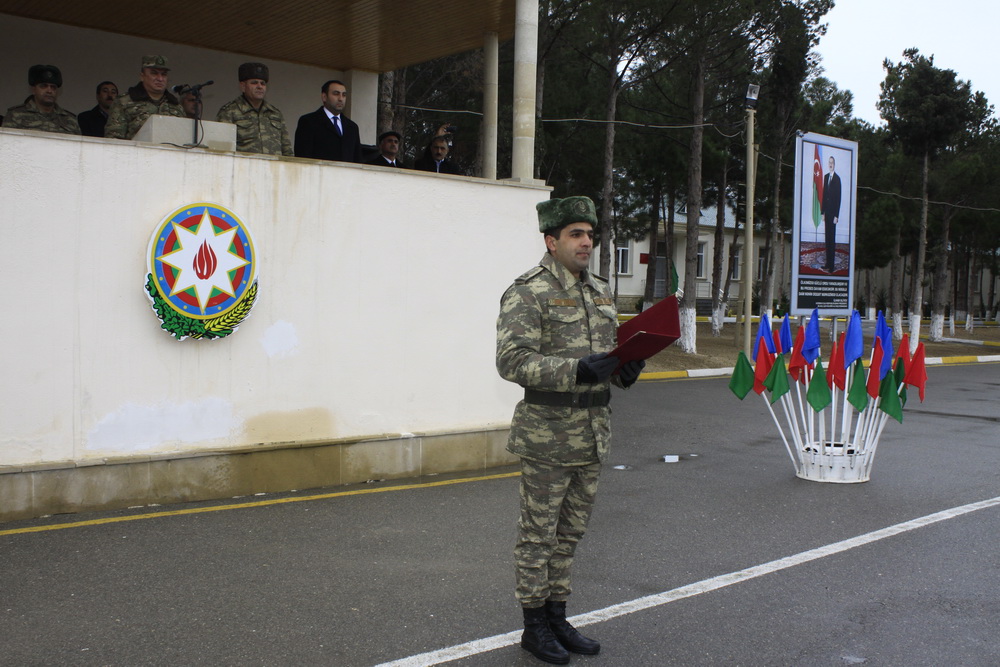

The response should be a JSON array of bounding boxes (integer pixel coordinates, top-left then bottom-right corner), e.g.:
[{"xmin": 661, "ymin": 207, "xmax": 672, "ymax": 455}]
[{"xmin": 0, "ymin": 129, "xmax": 546, "ymax": 520}]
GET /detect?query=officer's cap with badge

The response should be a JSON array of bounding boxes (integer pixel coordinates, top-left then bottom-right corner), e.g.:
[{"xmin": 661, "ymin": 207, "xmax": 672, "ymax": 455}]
[
  {"xmin": 239, "ymin": 62, "xmax": 269, "ymax": 82},
  {"xmin": 28, "ymin": 65, "xmax": 62, "ymax": 88},
  {"xmin": 537, "ymin": 196, "xmax": 598, "ymax": 234},
  {"xmin": 141, "ymin": 55, "xmax": 170, "ymax": 71}
]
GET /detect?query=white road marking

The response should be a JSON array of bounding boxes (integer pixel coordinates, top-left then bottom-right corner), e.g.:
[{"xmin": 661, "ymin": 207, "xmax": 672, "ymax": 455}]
[{"xmin": 375, "ymin": 495, "xmax": 1000, "ymax": 667}]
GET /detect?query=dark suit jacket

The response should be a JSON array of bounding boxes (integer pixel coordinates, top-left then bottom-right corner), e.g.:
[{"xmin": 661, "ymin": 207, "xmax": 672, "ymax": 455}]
[
  {"xmin": 78, "ymin": 105, "xmax": 108, "ymax": 138},
  {"xmin": 294, "ymin": 108, "xmax": 362, "ymax": 163},
  {"xmin": 822, "ymin": 171, "xmax": 841, "ymax": 223},
  {"xmin": 413, "ymin": 156, "xmax": 463, "ymax": 175},
  {"xmin": 365, "ymin": 154, "xmax": 405, "ymax": 168}
]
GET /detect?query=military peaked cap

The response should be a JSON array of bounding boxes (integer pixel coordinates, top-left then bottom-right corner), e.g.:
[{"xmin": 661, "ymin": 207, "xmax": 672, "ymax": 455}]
[
  {"xmin": 536, "ymin": 196, "xmax": 598, "ymax": 233},
  {"xmin": 141, "ymin": 55, "xmax": 170, "ymax": 70}
]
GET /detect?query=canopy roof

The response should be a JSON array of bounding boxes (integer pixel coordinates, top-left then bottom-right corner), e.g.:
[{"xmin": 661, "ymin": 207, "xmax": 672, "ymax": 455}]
[{"xmin": 0, "ymin": 0, "xmax": 516, "ymax": 72}]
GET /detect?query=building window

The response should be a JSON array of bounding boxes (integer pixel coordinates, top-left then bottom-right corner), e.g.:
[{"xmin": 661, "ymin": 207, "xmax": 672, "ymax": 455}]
[
  {"xmin": 757, "ymin": 252, "xmax": 766, "ymax": 281},
  {"xmin": 616, "ymin": 241, "xmax": 631, "ymax": 275},
  {"xmin": 729, "ymin": 245, "xmax": 741, "ymax": 281},
  {"xmin": 696, "ymin": 242, "xmax": 706, "ymax": 278}
]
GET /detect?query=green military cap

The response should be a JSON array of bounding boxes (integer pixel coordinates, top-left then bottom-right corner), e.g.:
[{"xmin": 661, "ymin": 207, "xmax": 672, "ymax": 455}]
[
  {"xmin": 536, "ymin": 196, "xmax": 598, "ymax": 233},
  {"xmin": 141, "ymin": 55, "xmax": 170, "ymax": 70},
  {"xmin": 28, "ymin": 64, "xmax": 62, "ymax": 87},
  {"xmin": 238, "ymin": 62, "xmax": 269, "ymax": 82}
]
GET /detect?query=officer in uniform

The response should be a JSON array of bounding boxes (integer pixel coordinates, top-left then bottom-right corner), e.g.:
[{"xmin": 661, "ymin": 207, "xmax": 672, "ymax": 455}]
[
  {"xmin": 496, "ymin": 196, "xmax": 644, "ymax": 664},
  {"xmin": 105, "ymin": 55, "xmax": 185, "ymax": 140},
  {"xmin": 2, "ymin": 65, "xmax": 81, "ymax": 135},
  {"xmin": 216, "ymin": 62, "xmax": 293, "ymax": 156}
]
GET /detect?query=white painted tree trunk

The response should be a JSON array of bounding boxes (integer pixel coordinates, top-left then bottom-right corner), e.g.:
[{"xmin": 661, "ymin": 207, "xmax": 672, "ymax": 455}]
[
  {"xmin": 949, "ymin": 314, "xmax": 955, "ymax": 336},
  {"xmin": 965, "ymin": 312, "xmax": 974, "ymax": 332},
  {"xmin": 930, "ymin": 313, "xmax": 945, "ymax": 341},
  {"xmin": 711, "ymin": 305, "xmax": 726, "ymax": 336},
  {"xmin": 678, "ymin": 305, "xmax": 697, "ymax": 353},
  {"xmin": 892, "ymin": 311, "xmax": 903, "ymax": 341},
  {"xmin": 908, "ymin": 314, "xmax": 922, "ymax": 355}
]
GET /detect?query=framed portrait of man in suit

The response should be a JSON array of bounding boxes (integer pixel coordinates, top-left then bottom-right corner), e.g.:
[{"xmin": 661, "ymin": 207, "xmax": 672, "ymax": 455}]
[{"xmin": 791, "ymin": 132, "xmax": 858, "ymax": 316}]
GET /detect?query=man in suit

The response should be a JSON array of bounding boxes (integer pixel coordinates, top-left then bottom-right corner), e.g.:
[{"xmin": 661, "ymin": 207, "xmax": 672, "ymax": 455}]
[
  {"xmin": 364, "ymin": 130, "xmax": 405, "ymax": 167},
  {"xmin": 821, "ymin": 155, "xmax": 842, "ymax": 273},
  {"xmin": 293, "ymin": 79, "xmax": 362, "ymax": 163},
  {"xmin": 413, "ymin": 136, "xmax": 463, "ymax": 175},
  {"xmin": 77, "ymin": 81, "xmax": 118, "ymax": 137}
]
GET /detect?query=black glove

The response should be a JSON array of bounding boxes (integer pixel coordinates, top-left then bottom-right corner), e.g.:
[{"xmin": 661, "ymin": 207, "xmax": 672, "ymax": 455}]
[
  {"xmin": 576, "ymin": 352, "xmax": 619, "ymax": 384},
  {"xmin": 618, "ymin": 359, "xmax": 645, "ymax": 388}
]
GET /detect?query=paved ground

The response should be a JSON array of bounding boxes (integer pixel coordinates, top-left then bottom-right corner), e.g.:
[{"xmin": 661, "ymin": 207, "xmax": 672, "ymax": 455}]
[{"xmin": 2, "ymin": 362, "xmax": 999, "ymax": 666}]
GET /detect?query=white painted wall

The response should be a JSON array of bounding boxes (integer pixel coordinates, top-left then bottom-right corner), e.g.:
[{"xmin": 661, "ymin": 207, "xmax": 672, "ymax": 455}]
[
  {"xmin": 0, "ymin": 129, "xmax": 546, "ymax": 467},
  {"xmin": 0, "ymin": 14, "xmax": 378, "ymax": 144}
]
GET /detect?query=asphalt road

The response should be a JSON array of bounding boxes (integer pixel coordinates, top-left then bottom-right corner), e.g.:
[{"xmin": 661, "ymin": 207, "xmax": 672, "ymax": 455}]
[{"xmin": 2, "ymin": 363, "xmax": 998, "ymax": 667}]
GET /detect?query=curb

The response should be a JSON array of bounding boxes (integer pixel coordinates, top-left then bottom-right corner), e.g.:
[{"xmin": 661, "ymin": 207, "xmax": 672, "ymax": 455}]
[{"xmin": 639, "ymin": 354, "xmax": 1000, "ymax": 381}]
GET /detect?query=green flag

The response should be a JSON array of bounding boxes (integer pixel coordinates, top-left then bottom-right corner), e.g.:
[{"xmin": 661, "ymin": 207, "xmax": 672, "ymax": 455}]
[
  {"xmin": 806, "ymin": 361, "xmax": 832, "ymax": 412},
  {"xmin": 879, "ymin": 372, "xmax": 903, "ymax": 423},
  {"xmin": 894, "ymin": 357, "xmax": 908, "ymax": 408},
  {"xmin": 729, "ymin": 350, "xmax": 755, "ymax": 400},
  {"xmin": 763, "ymin": 353, "xmax": 790, "ymax": 405},
  {"xmin": 847, "ymin": 360, "xmax": 868, "ymax": 413}
]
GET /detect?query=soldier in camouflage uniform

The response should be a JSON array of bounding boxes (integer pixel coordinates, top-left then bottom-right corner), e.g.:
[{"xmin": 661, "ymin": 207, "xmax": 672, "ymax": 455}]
[
  {"xmin": 496, "ymin": 196, "xmax": 644, "ymax": 664},
  {"xmin": 2, "ymin": 65, "xmax": 81, "ymax": 135},
  {"xmin": 104, "ymin": 55, "xmax": 185, "ymax": 140},
  {"xmin": 215, "ymin": 62, "xmax": 293, "ymax": 156}
]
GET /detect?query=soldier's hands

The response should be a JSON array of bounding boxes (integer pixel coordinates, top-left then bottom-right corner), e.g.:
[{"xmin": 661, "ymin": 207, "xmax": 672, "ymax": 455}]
[
  {"xmin": 576, "ymin": 352, "xmax": 619, "ymax": 384},
  {"xmin": 618, "ymin": 359, "xmax": 645, "ymax": 388}
]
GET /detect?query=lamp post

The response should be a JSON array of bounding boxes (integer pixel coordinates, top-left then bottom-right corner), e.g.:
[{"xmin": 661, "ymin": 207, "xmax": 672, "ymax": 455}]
[{"xmin": 742, "ymin": 84, "xmax": 759, "ymax": 358}]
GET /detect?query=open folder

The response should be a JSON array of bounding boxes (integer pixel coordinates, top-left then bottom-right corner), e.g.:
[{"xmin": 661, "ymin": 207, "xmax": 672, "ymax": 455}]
[{"xmin": 609, "ymin": 295, "xmax": 681, "ymax": 371}]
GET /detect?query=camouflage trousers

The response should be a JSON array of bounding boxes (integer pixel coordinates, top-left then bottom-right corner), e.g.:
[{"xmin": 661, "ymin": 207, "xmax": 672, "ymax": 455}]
[{"xmin": 515, "ymin": 457, "xmax": 601, "ymax": 608}]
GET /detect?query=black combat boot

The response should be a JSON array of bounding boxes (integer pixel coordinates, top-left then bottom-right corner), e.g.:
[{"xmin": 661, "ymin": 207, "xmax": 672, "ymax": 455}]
[
  {"xmin": 521, "ymin": 605, "xmax": 570, "ymax": 664},
  {"xmin": 544, "ymin": 600, "xmax": 600, "ymax": 655}
]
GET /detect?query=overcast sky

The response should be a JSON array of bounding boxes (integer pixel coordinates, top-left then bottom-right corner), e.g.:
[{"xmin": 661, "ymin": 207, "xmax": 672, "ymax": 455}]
[{"xmin": 814, "ymin": 0, "xmax": 1000, "ymax": 126}]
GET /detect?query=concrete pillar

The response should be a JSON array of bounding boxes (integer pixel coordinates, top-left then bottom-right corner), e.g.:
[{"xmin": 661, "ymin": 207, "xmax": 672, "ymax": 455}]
[
  {"xmin": 482, "ymin": 31, "xmax": 499, "ymax": 180},
  {"xmin": 510, "ymin": 0, "xmax": 539, "ymax": 182},
  {"xmin": 343, "ymin": 69, "xmax": 379, "ymax": 145}
]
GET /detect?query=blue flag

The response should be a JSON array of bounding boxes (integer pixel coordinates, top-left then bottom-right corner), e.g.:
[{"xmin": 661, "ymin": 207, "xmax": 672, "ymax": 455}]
[
  {"xmin": 875, "ymin": 311, "xmax": 894, "ymax": 379},
  {"xmin": 752, "ymin": 312, "xmax": 776, "ymax": 361},
  {"xmin": 802, "ymin": 308, "xmax": 821, "ymax": 364},
  {"xmin": 779, "ymin": 314, "xmax": 793, "ymax": 355},
  {"xmin": 842, "ymin": 310, "xmax": 864, "ymax": 369}
]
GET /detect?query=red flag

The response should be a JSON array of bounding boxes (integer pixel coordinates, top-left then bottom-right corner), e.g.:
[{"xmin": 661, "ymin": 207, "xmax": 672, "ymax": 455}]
[
  {"xmin": 788, "ymin": 326, "xmax": 807, "ymax": 382},
  {"xmin": 897, "ymin": 333, "xmax": 911, "ymax": 366},
  {"xmin": 753, "ymin": 336, "xmax": 774, "ymax": 395},
  {"xmin": 772, "ymin": 329, "xmax": 783, "ymax": 356},
  {"xmin": 867, "ymin": 336, "xmax": 884, "ymax": 398},
  {"xmin": 829, "ymin": 332, "xmax": 846, "ymax": 391},
  {"xmin": 904, "ymin": 342, "xmax": 927, "ymax": 401}
]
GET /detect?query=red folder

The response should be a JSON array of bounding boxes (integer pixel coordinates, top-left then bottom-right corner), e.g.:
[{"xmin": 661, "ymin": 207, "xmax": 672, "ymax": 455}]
[{"xmin": 610, "ymin": 295, "xmax": 681, "ymax": 370}]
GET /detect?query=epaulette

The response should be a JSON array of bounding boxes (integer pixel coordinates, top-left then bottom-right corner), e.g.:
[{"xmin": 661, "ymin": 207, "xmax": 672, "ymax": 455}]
[
  {"xmin": 590, "ymin": 272, "xmax": 610, "ymax": 284},
  {"xmin": 513, "ymin": 265, "xmax": 546, "ymax": 285}
]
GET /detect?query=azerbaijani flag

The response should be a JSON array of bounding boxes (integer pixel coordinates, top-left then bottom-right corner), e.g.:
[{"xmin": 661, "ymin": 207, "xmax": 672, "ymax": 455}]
[{"xmin": 812, "ymin": 143, "xmax": 824, "ymax": 228}]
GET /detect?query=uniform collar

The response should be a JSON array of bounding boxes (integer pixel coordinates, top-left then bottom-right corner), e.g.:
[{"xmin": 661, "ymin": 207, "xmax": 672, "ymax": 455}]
[{"xmin": 540, "ymin": 252, "xmax": 598, "ymax": 293}]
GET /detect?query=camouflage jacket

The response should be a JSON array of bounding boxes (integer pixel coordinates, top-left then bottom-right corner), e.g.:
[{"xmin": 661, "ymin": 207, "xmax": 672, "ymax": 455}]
[
  {"xmin": 104, "ymin": 83, "xmax": 184, "ymax": 140},
  {"xmin": 2, "ymin": 97, "xmax": 81, "ymax": 135},
  {"xmin": 215, "ymin": 95, "xmax": 293, "ymax": 156},
  {"xmin": 496, "ymin": 252, "xmax": 619, "ymax": 465}
]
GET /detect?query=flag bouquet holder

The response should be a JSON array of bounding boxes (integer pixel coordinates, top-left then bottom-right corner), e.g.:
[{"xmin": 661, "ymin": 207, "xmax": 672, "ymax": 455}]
[{"xmin": 730, "ymin": 309, "xmax": 927, "ymax": 484}]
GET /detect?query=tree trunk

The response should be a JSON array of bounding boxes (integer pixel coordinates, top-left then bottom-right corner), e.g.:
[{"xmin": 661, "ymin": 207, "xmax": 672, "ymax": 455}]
[
  {"xmin": 965, "ymin": 250, "xmax": 975, "ymax": 331},
  {"xmin": 643, "ymin": 182, "xmax": 662, "ymax": 310},
  {"xmin": 392, "ymin": 68, "xmax": 407, "ymax": 137},
  {"xmin": 763, "ymin": 143, "xmax": 786, "ymax": 316},
  {"xmin": 907, "ymin": 151, "xmax": 931, "ymax": 354},
  {"xmin": 929, "ymin": 207, "xmax": 952, "ymax": 342},
  {"xmin": 679, "ymin": 58, "xmax": 705, "ymax": 354},
  {"xmin": 598, "ymin": 71, "xmax": 620, "ymax": 278},
  {"xmin": 666, "ymin": 191, "xmax": 676, "ymax": 294},
  {"xmin": 710, "ymin": 155, "xmax": 728, "ymax": 336},
  {"xmin": 889, "ymin": 232, "xmax": 904, "ymax": 340}
]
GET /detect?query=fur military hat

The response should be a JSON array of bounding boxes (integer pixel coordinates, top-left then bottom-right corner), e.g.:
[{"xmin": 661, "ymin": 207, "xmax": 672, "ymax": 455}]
[
  {"xmin": 141, "ymin": 55, "xmax": 170, "ymax": 70},
  {"xmin": 239, "ymin": 62, "xmax": 269, "ymax": 82},
  {"xmin": 536, "ymin": 196, "xmax": 598, "ymax": 233},
  {"xmin": 28, "ymin": 65, "xmax": 62, "ymax": 88}
]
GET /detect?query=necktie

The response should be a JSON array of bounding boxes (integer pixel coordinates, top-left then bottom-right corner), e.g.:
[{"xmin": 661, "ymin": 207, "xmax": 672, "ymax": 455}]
[{"xmin": 333, "ymin": 116, "xmax": 342, "ymax": 135}]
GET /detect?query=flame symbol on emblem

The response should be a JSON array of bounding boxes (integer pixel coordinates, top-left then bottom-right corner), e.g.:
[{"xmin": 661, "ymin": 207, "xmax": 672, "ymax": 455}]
[{"xmin": 194, "ymin": 240, "xmax": 218, "ymax": 279}]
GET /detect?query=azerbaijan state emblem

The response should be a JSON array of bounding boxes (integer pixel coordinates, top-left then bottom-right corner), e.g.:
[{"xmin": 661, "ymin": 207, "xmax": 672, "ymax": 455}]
[{"xmin": 145, "ymin": 203, "xmax": 258, "ymax": 340}]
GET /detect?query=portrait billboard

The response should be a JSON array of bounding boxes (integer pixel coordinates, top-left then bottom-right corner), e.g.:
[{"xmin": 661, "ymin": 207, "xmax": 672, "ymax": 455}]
[{"xmin": 791, "ymin": 132, "xmax": 858, "ymax": 316}]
